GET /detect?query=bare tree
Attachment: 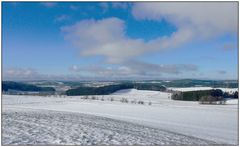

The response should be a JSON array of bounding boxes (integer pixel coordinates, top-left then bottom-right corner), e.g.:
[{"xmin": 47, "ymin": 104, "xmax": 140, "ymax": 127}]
[{"xmin": 110, "ymin": 97, "xmax": 114, "ymax": 101}]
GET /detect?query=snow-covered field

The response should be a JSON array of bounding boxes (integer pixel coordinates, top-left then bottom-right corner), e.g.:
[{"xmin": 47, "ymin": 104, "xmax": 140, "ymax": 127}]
[
  {"xmin": 2, "ymin": 89, "xmax": 238, "ymax": 145},
  {"xmin": 3, "ymin": 108, "xmax": 218, "ymax": 145},
  {"xmin": 168, "ymin": 87, "xmax": 238, "ymax": 93}
]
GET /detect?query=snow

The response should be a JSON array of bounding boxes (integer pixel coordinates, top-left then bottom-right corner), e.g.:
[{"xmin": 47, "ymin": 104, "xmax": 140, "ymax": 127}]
[
  {"xmin": 2, "ymin": 108, "xmax": 217, "ymax": 145},
  {"xmin": 110, "ymin": 89, "xmax": 171, "ymax": 104},
  {"xmin": 112, "ymin": 88, "xmax": 161, "ymax": 95},
  {"xmin": 214, "ymin": 88, "xmax": 238, "ymax": 94},
  {"xmin": 2, "ymin": 89, "xmax": 238, "ymax": 145},
  {"xmin": 168, "ymin": 87, "xmax": 213, "ymax": 91},
  {"xmin": 168, "ymin": 87, "xmax": 238, "ymax": 93}
]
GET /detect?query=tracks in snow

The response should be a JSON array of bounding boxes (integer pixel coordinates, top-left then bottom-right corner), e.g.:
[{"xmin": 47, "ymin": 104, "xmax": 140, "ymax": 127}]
[{"xmin": 2, "ymin": 108, "xmax": 221, "ymax": 145}]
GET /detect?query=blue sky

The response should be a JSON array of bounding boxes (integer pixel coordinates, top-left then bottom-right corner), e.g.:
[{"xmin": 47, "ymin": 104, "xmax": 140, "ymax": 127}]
[{"xmin": 2, "ymin": 2, "xmax": 238, "ymax": 80}]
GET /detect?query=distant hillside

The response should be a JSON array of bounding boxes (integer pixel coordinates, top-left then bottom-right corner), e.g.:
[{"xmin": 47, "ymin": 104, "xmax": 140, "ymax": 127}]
[
  {"xmin": 2, "ymin": 81, "xmax": 55, "ymax": 92},
  {"xmin": 160, "ymin": 79, "xmax": 238, "ymax": 88},
  {"xmin": 172, "ymin": 89, "xmax": 238, "ymax": 101}
]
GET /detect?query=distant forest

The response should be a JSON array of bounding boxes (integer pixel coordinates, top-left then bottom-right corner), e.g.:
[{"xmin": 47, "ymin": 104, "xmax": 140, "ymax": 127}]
[
  {"xmin": 158, "ymin": 79, "xmax": 238, "ymax": 88},
  {"xmin": 66, "ymin": 83, "xmax": 166, "ymax": 96},
  {"xmin": 2, "ymin": 81, "xmax": 55, "ymax": 92}
]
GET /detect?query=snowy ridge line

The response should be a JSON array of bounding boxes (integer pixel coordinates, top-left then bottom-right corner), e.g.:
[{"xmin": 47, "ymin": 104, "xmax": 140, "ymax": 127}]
[{"xmin": 2, "ymin": 107, "xmax": 222, "ymax": 145}]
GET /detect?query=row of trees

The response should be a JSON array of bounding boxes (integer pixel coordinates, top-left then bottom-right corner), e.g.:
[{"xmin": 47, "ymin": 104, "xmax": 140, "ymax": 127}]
[{"xmin": 80, "ymin": 95, "xmax": 152, "ymax": 105}]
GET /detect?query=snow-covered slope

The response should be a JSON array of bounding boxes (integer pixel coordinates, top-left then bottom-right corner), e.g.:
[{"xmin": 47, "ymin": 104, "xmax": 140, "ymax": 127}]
[
  {"xmin": 2, "ymin": 89, "xmax": 238, "ymax": 145},
  {"xmin": 112, "ymin": 88, "xmax": 161, "ymax": 95}
]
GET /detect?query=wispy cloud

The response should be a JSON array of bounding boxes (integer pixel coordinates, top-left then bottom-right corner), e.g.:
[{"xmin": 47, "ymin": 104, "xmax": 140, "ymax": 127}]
[
  {"xmin": 69, "ymin": 61, "xmax": 198, "ymax": 79},
  {"xmin": 217, "ymin": 70, "xmax": 227, "ymax": 75},
  {"xmin": 125, "ymin": 61, "xmax": 198, "ymax": 75},
  {"xmin": 55, "ymin": 15, "xmax": 70, "ymax": 22},
  {"xmin": 3, "ymin": 68, "xmax": 44, "ymax": 80},
  {"xmin": 2, "ymin": 67, "xmax": 94, "ymax": 81},
  {"xmin": 99, "ymin": 2, "xmax": 109, "ymax": 13},
  {"xmin": 223, "ymin": 43, "xmax": 237, "ymax": 51},
  {"xmin": 5, "ymin": 66, "xmax": 236, "ymax": 81},
  {"xmin": 69, "ymin": 4, "xmax": 78, "ymax": 11},
  {"xmin": 9, "ymin": 2, "xmax": 19, "ymax": 7},
  {"xmin": 112, "ymin": 2, "xmax": 130, "ymax": 9},
  {"xmin": 99, "ymin": 2, "xmax": 130, "ymax": 10},
  {"xmin": 41, "ymin": 2, "xmax": 57, "ymax": 8}
]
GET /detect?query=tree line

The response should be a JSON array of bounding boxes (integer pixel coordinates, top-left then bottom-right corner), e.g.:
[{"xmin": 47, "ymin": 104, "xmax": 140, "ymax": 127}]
[
  {"xmin": 2, "ymin": 81, "xmax": 55, "ymax": 92},
  {"xmin": 66, "ymin": 83, "xmax": 166, "ymax": 96}
]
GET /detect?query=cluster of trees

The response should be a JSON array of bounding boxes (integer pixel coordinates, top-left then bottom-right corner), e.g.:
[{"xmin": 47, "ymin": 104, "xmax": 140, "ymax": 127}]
[
  {"xmin": 119, "ymin": 98, "xmax": 148, "ymax": 105},
  {"xmin": 210, "ymin": 89, "xmax": 238, "ymax": 99},
  {"xmin": 66, "ymin": 83, "xmax": 166, "ymax": 96},
  {"xmin": 2, "ymin": 81, "xmax": 55, "ymax": 92},
  {"xmin": 223, "ymin": 91, "xmax": 238, "ymax": 99},
  {"xmin": 199, "ymin": 96, "xmax": 226, "ymax": 104},
  {"xmin": 171, "ymin": 90, "xmax": 212, "ymax": 101},
  {"xmin": 171, "ymin": 89, "xmax": 238, "ymax": 101},
  {"xmin": 133, "ymin": 83, "xmax": 166, "ymax": 91}
]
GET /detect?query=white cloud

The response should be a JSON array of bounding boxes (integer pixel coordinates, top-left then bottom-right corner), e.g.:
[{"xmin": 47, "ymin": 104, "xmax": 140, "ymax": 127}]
[
  {"xmin": 61, "ymin": 17, "xmax": 193, "ymax": 63},
  {"xmin": 132, "ymin": 2, "xmax": 237, "ymax": 38},
  {"xmin": 63, "ymin": 2, "xmax": 238, "ymax": 64},
  {"xmin": 61, "ymin": 3, "xmax": 237, "ymax": 63},
  {"xmin": 60, "ymin": 2, "xmax": 237, "ymax": 80},
  {"xmin": 62, "ymin": 18, "xmax": 143, "ymax": 63}
]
